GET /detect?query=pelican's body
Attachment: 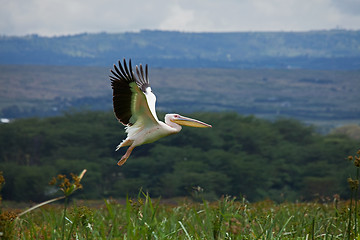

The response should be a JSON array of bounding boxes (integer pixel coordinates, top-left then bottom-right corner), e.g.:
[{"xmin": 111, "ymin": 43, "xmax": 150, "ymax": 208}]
[{"xmin": 110, "ymin": 59, "xmax": 212, "ymax": 166}]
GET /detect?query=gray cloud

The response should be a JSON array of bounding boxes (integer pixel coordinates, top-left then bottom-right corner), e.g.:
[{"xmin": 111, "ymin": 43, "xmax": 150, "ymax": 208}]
[
  {"xmin": 331, "ymin": 0, "xmax": 360, "ymax": 15},
  {"xmin": 1, "ymin": 0, "xmax": 360, "ymax": 36}
]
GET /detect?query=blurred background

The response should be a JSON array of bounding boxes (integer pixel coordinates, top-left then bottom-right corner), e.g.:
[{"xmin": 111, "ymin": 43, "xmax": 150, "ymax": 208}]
[{"xmin": 0, "ymin": 0, "xmax": 359, "ymax": 202}]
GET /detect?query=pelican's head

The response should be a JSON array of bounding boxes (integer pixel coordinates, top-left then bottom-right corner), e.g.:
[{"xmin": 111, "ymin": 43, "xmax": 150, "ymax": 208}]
[{"xmin": 166, "ymin": 114, "xmax": 212, "ymax": 128}]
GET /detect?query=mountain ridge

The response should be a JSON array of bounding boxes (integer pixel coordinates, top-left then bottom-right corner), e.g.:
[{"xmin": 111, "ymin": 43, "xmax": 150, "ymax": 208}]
[{"xmin": 1, "ymin": 30, "xmax": 360, "ymax": 69}]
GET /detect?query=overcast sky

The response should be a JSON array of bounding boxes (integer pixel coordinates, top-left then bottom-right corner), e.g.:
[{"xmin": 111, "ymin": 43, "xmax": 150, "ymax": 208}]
[{"xmin": 1, "ymin": 0, "xmax": 360, "ymax": 36}]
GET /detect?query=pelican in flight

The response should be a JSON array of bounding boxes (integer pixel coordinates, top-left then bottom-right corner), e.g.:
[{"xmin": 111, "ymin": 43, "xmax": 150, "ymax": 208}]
[{"xmin": 110, "ymin": 59, "xmax": 212, "ymax": 166}]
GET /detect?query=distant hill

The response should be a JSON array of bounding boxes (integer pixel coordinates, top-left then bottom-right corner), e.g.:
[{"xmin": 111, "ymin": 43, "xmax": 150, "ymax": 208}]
[{"xmin": 1, "ymin": 30, "xmax": 360, "ymax": 69}]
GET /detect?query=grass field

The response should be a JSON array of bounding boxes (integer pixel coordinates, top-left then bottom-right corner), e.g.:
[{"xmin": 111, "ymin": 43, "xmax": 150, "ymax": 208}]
[
  {"xmin": 1, "ymin": 160, "xmax": 360, "ymax": 240},
  {"xmin": 1, "ymin": 194, "xmax": 357, "ymax": 240}
]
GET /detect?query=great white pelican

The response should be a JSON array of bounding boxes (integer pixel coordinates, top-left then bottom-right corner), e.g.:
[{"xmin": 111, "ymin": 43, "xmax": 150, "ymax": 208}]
[{"xmin": 110, "ymin": 59, "xmax": 212, "ymax": 166}]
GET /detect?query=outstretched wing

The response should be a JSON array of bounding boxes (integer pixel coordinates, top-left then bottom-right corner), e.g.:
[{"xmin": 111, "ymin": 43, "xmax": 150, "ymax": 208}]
[{"xmin": 110, "ymin": 59, "xmax": 158, "ymax": 126}]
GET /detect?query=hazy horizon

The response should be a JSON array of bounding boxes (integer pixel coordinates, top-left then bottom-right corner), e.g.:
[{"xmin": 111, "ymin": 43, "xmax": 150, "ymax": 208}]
[{"xmin": 2, "ymin": 0, "xmax": 360, "ymax": 37}]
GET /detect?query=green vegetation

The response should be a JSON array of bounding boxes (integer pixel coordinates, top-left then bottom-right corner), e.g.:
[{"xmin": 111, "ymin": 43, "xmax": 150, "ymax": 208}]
[
  {"xmin": 1, "ymin": 194, "xmax": 355, "ymax": 239},
  {"xmin": 1, "ymin": 111, "xmax": 359, "ymax": 203},
  {"xmin": 1, "ymin": 111, "xmax": 360, "ymax": 239}
]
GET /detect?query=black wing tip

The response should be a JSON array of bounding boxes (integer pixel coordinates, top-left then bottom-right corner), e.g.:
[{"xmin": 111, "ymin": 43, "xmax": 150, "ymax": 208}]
[
  {"xmin": 110, "ymin": 58, "xmax": 135, "ymax": 83},
  {"xmin": 110, "ymin": 58, "xmax": 151, "ymax": 92},
  {"xmin": 135, "ymin": 63, "xmax": 150, "ymax": 91}
]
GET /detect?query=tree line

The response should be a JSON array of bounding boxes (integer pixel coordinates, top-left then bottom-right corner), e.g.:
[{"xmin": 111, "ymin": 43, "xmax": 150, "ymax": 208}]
[{"xmin": 0, "ymin": 111, "xmax": 359, "ymax": 202}]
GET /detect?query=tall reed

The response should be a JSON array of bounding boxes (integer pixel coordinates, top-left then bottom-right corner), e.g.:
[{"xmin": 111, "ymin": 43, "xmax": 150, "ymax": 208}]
[{"xmin": 347, "ymin": 149, "xmax": 360, "ymax": 239}]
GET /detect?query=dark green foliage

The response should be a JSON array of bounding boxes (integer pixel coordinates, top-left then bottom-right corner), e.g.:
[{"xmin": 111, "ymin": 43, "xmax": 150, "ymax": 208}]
[{"xmin": 0, "ymin": 111, "xmax": 359, "ymax": 202}]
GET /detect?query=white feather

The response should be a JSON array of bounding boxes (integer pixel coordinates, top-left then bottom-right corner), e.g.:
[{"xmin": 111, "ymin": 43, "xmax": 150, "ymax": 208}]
[{"xmin": 144, "ymin": 87, "xmax": 159, "ymax": 122}]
